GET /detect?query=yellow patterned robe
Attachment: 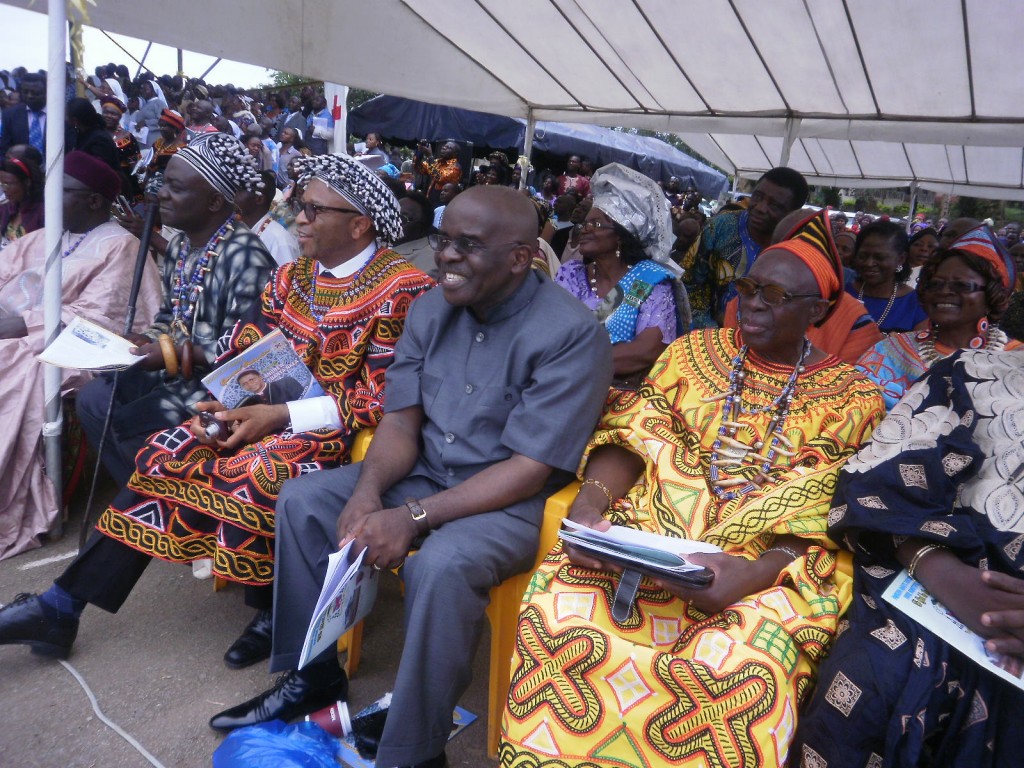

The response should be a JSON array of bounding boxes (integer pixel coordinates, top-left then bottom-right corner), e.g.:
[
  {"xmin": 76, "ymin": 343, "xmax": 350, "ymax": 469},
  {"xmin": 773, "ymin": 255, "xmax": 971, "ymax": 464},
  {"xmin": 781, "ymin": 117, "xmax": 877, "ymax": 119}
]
[{"xmin": 501, "ymin": 329, "xmax": 885, "ymax": 768}]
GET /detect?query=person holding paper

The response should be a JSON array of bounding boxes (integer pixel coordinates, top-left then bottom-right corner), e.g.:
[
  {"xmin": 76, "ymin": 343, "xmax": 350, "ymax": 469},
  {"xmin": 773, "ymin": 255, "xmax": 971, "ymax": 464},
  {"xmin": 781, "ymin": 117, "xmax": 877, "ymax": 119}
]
[
  {"xmin": 501, "ymin": 213, "xmax": 886, "ymax": 767},
  {"xmin": 74, "ymin": 131, "xmax": 276, "ymax": 489},
  {"xmin": 206, "ymin": 186, "xmax": 613, "ymax": 768},
  {"xmin": 0, "ymin": 151, "xmax": 161, "ymax": 560},
  {"xmin": 794, "ymin": 261, "xmax": 1024, "ymax": 763},
  {"xmin": 0, "ymin": 154, "xmax": 432, "ymax": 678}
]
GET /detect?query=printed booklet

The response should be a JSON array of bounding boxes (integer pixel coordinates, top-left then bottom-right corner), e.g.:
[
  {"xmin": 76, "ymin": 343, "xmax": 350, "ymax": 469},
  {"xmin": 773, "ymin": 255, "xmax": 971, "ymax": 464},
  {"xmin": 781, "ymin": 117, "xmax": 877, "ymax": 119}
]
[
  {"xmin": 557, "ymin": 519, "xmax": 720, "ymax": 588},
  {"xmin": 38, "ymin": 316, "xmax": 141, "ymax": 371},
  {"xmin": 883, "ymin": 569, "xmax": 1024, "ymax": 691},
  {"xmin": 201, "ymin": 328, "xmax": 324, "ymax": 408},
  {"xmin": 298, "ymin": 541, "xmax": 378, "ymax": 670}
]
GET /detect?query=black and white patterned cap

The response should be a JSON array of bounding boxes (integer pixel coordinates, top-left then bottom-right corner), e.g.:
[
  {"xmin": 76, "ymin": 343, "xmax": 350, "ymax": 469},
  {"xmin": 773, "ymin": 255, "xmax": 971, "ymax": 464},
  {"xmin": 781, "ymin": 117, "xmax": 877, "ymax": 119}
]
[
  {"xmin": 294, "ymin": 154, "xmax": 404, "ymax": 247},
  {"xmin": 174, "ymin": 132, "xmax": 263, "ymax": 203}
]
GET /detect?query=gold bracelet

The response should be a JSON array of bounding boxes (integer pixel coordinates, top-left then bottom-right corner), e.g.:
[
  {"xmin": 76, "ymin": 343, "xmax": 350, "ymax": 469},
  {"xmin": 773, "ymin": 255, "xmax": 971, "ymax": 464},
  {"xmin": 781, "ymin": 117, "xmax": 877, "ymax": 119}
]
[
  {"xmin": 908, "ymin": 543, "xmax": 944, "ymax": 579},
  {"xmin": 579, "ymin": 478, "xmax": 613, "ymax": 509},
  {"xmin": 157, "ymin": 333, "xmax": 179, "ymax": 377}
]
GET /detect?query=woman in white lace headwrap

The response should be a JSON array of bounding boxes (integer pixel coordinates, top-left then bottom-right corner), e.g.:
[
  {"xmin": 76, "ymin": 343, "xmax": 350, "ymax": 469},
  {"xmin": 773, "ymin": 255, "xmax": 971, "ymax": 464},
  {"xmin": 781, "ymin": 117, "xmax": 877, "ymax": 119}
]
[{"xmin": 553, "ymin": 162, "xmax": 691, "ymax": 383}]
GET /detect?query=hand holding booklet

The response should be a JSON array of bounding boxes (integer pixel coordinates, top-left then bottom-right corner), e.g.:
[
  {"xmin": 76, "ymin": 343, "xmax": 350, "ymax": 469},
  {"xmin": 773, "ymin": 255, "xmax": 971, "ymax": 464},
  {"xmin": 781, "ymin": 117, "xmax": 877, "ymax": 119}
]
[
  {"xmin": 558, "ymin": 519, "xmax": 719, "ymax": 589},
  {"xmin": 298, "ymin": 541, "xmax": 378, "ymax": 670}
]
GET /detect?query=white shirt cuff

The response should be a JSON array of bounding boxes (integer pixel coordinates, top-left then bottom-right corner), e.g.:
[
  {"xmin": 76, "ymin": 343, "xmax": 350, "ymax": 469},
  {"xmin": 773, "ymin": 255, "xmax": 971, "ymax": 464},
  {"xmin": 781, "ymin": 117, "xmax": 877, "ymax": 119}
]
[{"xmin": 286, "ymin": 396, "xmax": 342, "ymax": 433}]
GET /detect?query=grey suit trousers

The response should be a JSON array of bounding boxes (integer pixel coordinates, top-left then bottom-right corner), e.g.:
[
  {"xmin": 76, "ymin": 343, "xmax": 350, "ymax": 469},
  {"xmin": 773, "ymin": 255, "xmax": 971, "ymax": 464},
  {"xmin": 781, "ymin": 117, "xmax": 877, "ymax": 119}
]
[{"xmin": 271, "ymin": 463, "xmax": 540, "ymax": 767}]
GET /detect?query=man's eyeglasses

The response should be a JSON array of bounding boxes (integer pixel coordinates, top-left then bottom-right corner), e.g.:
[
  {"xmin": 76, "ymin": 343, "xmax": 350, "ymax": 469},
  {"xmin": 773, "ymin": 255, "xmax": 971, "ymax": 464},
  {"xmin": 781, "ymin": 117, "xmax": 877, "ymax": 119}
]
[
  {"xmin": 427, "ymin": 233, "xmax": 524, "ymax": 257},
  {"xmin": 295, "ymin": 200, "xmax": 364, "ymax": 222},
  {"xmin": 921, "ymin": 279, "xmax": 986, "ymax": 294},
  {"xmin": 734, "ymin": 277, "xmax": 820, "ymax": 306}
]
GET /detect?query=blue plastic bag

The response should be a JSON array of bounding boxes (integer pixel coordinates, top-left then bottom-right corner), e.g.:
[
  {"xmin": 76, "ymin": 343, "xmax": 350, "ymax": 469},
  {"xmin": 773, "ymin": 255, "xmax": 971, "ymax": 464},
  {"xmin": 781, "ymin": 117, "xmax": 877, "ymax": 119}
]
[{"xmin": 213, "ymin": 719, "xmax": 342, "ymax": 768}]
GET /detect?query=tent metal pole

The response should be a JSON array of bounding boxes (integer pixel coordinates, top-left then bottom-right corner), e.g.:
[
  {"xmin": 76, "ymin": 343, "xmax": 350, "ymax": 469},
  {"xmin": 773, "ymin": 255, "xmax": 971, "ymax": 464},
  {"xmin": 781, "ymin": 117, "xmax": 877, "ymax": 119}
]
[
  {"xmin": 198, "ymin": 57, "xmax": 223, "ymax": 82},
  {"xmin": 779, "ymin": 116, "xmax": 799, "ymax": 167},
  {"xmin": 135, "ymin": 42, "xmax": 152, "ymax": 80},
  {"xmin": 907, "ymin": 180, "xmax": 919, "ymax": 233},
  {"xmin": 520, "ymin": 109, "xmax": 535, "ymax": 190},
  {"xmin": 43, "ymin": 0, "xmax": 68, "ymax": 538}
]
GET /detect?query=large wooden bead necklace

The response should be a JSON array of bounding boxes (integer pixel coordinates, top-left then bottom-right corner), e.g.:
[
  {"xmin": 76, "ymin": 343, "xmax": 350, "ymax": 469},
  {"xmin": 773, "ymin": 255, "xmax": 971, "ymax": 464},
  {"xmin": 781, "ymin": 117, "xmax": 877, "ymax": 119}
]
[
  {"xmin": 707, "ymin": 338, "xmax": 811, "ymax": 500},
  {"xmin": 170, "ymin": 214, "xmax": 235, "ymax": 335}
]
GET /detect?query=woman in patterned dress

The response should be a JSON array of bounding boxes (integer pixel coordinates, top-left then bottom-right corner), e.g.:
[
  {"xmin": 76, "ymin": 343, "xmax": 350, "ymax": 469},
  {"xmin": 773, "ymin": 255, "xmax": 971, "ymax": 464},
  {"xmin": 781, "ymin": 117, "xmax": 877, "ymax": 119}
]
[
  {"xmin": 793, "ymin": 344, "xmax": 1024, "ymax": 768},
  {"xmin": 857, "ymin": 225, "xmax": 1021, "ymax": 409},
  {"xmin": 501, "ymin": 215, "xmax": 885, "ymax": 767}
]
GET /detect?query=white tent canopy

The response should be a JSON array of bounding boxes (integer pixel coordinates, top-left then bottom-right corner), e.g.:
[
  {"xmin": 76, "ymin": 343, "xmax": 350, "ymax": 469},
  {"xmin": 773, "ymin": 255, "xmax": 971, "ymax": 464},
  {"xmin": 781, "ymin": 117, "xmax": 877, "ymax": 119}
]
[{"xmin": 7, "ymin": 0, "xmax": 1023, "ymax": 198}]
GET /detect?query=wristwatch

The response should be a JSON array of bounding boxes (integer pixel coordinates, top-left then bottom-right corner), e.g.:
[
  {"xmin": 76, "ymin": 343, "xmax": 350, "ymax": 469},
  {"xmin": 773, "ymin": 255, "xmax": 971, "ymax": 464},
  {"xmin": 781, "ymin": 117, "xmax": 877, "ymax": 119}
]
[{"xmin": 405, "ymin": 498, "xmax": 430, "ymax": 535}]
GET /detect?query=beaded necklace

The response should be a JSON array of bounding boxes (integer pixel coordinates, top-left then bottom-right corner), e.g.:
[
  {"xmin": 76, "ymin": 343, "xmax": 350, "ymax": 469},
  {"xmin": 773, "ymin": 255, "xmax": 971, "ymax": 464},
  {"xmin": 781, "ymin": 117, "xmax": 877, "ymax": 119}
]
[
  {"xmin": 292, "ymin": 252, "xmax": 377, "ymax": 324},
  {"xmin": 858, "ymin": 281, "xmax": 899, "ymax": 329},
  {"xmin": 707, "ymin": 338, "xmax": 811, "ymax": 501},
  {"xmin": 916, "ymin": 326, "xmax": 1006, "ymax": 366},
  {"xmin": 170, "ymin": 215, "xmax": 235, "ymax": 335},
  {"xmin": 61, "ymin": 228, "xmax": 95, "ymax": 259}
]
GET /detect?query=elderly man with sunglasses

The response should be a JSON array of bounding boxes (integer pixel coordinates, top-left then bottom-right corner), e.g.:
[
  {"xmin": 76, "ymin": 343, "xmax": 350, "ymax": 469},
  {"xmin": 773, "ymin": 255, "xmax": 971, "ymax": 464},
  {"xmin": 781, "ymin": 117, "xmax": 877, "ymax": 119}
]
[{"xmin": 209, "ymin": 185, "xmax": 613, "ymax": 768}]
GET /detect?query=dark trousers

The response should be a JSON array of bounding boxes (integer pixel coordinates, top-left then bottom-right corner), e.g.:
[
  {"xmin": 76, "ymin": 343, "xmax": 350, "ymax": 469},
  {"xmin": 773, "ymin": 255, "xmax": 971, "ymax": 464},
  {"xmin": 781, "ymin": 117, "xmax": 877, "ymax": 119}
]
[
  {"xmin": 56, "ymin": 532, "xmax": 272, "ymax": 611},
  {"xmin": 76, "ymin": 376, "xmax": 147, "ymax": 488}
]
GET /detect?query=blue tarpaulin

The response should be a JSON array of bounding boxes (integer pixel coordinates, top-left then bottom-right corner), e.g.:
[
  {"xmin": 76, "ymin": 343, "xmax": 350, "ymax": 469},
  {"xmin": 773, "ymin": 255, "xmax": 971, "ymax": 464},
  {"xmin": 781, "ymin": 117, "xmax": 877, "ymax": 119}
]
[{"xmin": 349, "ymin": 95, "xmax": 727, "ymax": 198}]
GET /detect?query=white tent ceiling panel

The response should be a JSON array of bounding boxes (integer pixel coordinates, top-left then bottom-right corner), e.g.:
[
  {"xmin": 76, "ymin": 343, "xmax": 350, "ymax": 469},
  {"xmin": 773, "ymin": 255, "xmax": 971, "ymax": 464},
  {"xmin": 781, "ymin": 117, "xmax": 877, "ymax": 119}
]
[
  {"xmin": 735, "ymin": 1, "xmax": 850, "ymax": 115},
  {"xmin": 638, "ymin": 1, "xmax": 782, "ymax": 113},
  {"xmin": 7, "ymin": 0, "xmax": 1023, "ymax": 198},
  {"xmin": 969, "ymin": 12, "xmax": 1024, "ymax": 117},
  {"xmin": 803, "ymin": 2, "xmax": 877, "ymax": 115},
  {"xmin": 853, "ymin": 0, "xmax": 971, "ymax": 119},
  {"xmin": 964, "ymin": 146, "xmax": 1024, "ymax": 187},
  {"xmin": 851, "ymin": 141, "xmax": 913, "ymax": 179}
]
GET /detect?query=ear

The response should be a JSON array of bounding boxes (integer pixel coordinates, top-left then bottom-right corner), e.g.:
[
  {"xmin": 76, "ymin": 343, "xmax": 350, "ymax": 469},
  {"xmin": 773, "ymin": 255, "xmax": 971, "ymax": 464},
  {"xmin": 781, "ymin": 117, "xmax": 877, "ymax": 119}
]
[
  {"xmin": 208, "ymin": 191, "xmax": 227, "ymax": 214},
  {"xmin": 508, "ymin": 242, "xmax": 535, "ymax": 275},
  {"xmin": 808, "ymin": 298, "xmax": 831, "ymax": 327},
  {"xmin": 350, "ymin": 215, "xmax": 375, "ymax": 241}
]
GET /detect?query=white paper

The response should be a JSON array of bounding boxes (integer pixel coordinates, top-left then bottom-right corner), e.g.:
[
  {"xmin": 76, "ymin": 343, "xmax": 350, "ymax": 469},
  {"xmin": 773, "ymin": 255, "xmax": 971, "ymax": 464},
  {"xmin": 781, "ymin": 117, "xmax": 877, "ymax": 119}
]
[
  {"xmin": 298, "ymin": 542, "xmax": 378, "ymax": 669},
  {"xmin": 561, "ymin": 519, "xmax": 721, "ymax": 555},
  {"xmin": 37, "ymin": 316, "xmax": 142, "ymax": 371},
  {"xmin": 882, "ymin": 569, "xmax": 1024, "ymax": 691}
]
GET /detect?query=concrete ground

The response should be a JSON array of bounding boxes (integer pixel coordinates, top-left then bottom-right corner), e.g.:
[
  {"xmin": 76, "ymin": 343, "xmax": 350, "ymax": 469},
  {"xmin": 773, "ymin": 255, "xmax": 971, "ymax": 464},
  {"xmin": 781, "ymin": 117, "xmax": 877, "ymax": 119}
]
[{"xmin": 0, "ymin": 477, "xmax": 499, "ymax": 768}]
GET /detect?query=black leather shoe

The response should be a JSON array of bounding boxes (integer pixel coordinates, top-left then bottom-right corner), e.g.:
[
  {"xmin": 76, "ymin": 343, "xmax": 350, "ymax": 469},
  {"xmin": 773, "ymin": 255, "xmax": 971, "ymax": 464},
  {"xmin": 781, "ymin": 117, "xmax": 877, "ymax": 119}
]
[
  {"xmin": 0, "ymin": 593, "xmax": 78, "ymax": 658},
  {"xmin": 224, "ymin": 609, "xmax": 273, "ymax": 669},
  {"xmin": 209, "ymin": 666, "xmax": 348, "ymax": 731}
]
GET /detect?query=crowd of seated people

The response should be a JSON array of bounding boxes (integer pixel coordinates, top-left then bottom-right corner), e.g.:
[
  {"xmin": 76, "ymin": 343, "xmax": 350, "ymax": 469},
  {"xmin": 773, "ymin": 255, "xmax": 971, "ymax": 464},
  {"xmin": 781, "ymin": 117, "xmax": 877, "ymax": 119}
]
[{"xmin": 4, "ymin": 58, "xmax": 1024, "ymax": 768}]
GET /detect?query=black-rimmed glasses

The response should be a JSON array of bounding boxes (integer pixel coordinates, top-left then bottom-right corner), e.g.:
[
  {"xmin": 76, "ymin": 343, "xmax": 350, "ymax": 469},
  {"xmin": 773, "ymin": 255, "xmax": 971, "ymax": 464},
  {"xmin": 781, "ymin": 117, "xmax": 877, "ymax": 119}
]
[
  {"xmin": 427, "ymin": 233, "xmax": 525, "ymax": 257},
  {"xmin": 920, "ymin": 279, "xmax": 986, "ymax": 294}
]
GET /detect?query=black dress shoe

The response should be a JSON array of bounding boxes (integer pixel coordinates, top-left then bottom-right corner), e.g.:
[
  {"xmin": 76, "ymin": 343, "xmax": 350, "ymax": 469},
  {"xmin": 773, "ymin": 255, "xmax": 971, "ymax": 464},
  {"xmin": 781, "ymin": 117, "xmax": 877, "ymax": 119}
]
[
  {"xmin": 0, "ymin": 593, "xmax": 78, "ymax": 658},
  {"xmin": 209, "ymin": 666, "xmax": 348, "ymax": 731},
  {"xmin": 224, "ymin": 608, "xmax": 273, "ymax": 669}
]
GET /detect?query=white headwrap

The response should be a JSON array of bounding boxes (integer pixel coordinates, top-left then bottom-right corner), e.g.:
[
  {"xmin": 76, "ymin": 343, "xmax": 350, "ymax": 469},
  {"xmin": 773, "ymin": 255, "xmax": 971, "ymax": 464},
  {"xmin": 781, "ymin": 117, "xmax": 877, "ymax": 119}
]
[{"xmin": 590, "ymin": 162, "xmax": 680, "ymax": 275}]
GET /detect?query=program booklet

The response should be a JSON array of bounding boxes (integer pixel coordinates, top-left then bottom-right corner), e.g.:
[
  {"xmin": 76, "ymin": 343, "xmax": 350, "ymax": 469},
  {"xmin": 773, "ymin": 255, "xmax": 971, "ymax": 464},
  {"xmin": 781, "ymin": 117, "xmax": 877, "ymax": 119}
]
[
  {"xmin": 558, "ymin": 519, "xmax": 719, "ymax": 588},
  {"xmin": 201, "ymin": 328, "xmax": 325, "ymax": 408},
  {"xmin": 882, "ymin": 569, "xmax": 1024, "ymax": 691},
  {"xmin": 298, "ymin": 541, "xmax": 378, "ymax": 670},
  {"xmin": 38, "ymin": 316, "xmax": 141, "ymax": 371}
]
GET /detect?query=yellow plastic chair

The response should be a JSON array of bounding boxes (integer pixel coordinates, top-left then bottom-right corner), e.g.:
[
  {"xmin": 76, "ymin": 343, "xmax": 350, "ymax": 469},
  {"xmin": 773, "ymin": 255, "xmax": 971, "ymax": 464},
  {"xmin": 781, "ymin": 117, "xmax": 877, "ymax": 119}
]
[{"xmin": 483, "ymin": 481, "xmax": 577, "ymax": 756}]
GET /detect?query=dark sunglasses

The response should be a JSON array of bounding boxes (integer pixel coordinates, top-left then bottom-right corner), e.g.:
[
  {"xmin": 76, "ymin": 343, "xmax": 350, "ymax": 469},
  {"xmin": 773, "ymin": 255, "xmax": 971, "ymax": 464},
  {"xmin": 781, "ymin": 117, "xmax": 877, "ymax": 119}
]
[{"xmin": 734, "ymin": 277, "xmax": 819, "ymax": 306}]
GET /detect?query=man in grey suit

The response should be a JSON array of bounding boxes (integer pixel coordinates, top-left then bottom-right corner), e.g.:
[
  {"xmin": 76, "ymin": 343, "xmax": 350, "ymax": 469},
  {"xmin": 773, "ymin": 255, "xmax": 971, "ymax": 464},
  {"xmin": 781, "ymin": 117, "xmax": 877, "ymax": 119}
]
[{"xmin": 209, "ymin": 185, "xmax": 614, "ymax": 768}]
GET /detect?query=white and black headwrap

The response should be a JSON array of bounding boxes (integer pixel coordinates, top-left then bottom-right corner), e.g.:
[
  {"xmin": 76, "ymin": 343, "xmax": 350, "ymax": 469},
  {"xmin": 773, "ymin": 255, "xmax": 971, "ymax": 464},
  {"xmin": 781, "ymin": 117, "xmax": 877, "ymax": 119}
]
[
  {"xmin": 174, "ymin": 132, "xmax": 263, "ymax": 204},
  {"xmin": 294, "ymin": 153, "xmax": 404, "ymax": 247}
]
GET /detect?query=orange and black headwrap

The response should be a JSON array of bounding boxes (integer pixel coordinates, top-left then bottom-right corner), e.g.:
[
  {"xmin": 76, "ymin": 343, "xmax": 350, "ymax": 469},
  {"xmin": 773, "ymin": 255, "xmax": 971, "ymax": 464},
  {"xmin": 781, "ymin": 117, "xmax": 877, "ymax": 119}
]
[{"xmin": 761, "ymin": 209, "xmax": 843, "ymax": 321}]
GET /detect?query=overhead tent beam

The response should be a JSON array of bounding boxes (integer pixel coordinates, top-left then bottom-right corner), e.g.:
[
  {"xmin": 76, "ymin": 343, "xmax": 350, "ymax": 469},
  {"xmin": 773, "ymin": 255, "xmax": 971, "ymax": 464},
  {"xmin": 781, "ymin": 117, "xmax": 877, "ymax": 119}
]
[
  {"xmin": 634, "ymin": 0, "xmax": 713, "ymax": 112},
  {"xmin": 520, "ymin": 108, "xmax": 535, "ymax": 191}
]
